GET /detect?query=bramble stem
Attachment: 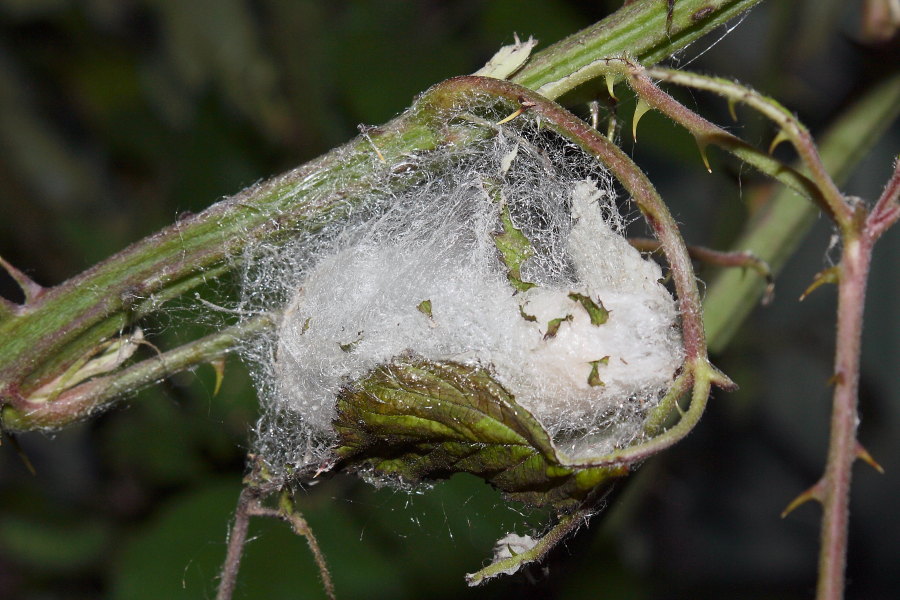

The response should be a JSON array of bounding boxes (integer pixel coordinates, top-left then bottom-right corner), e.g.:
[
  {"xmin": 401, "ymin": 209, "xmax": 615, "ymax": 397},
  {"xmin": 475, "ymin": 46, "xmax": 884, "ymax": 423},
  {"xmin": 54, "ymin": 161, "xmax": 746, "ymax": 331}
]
[
  {"xmin": 1, "ymin": 313, "xmax": 274, "ymax": 430},
  {"xmin": 867, "ymin": 161, "xmax": 900, "ymax": 240},
  {"xmin": 643, "ymin": 66, "xmax": 851, "ymax": 224},
  {"xmin": 0, "ymin": 0, "xmax": 762, "ymax": 432},
  {"xmin": 217, "ymin": 487, "xmax": 257, "ymax": 600},
  {"xmin": 704, "ymin": 74, "xmax": 900, "ymax": 352},
  {"xmin": 815, "ymin": 234, "xmax": 870, "ymax": 600},
  {"xmin": 629, "ymin": 237, "xmax": 774, "ymax": 303},
  {"xmin": 816, "ymin": 163, "xmax": 899, "ymax": 599},
  {"xmin": 593, "ymin": 57, "xmax": 899, "ymax": 598}
]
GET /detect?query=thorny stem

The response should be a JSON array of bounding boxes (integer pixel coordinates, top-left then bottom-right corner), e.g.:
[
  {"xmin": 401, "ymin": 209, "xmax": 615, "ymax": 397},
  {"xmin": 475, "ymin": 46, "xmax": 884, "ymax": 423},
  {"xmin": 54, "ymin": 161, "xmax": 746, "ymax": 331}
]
[
  {"xmin": 617, "ymin": 60, "xmax": 899, "ymax": 600},
  {"xmin": 512, "ymin": 0, "xmax": 763, "ymax": 92},
  {"xmin": 624, "ymin": 61, "xmax": 831, "ymax": 214},
  {"xmin": 538, "ymin": 51, "xmax": 898, "ymax": 596},
  {"xmin": 628, "ymin": 237, "xmax": 774, "ymax": 303},
  {"xmin": 867, "ymin": 160, "xmax": 900, "ymax": 240},
  {"xmin": 704, "ymin": 73, "xmax": 900, "ymax": 352},
  {"xmin": 527, "ymin": 56, "xmax": 827, "ymax": 209},
  {"xmin": 815, "ymin": 164, "xmax": 899, "ymax": 599},
  {"xmin": 217, "ymin": 487, "xmax": 256, "ymax": 600},
  {"xmin": 816, "ymin": 233, "xmax": 870, "ymax": 600},
  {"xmin": 0, "ymin": 0, "xmax": 761, "ymax": 432},
  {"xmin": 643, "ymin": 66, "xmax": 852, "ymax": 225},
  {"xmin": 218, "ymin": 484, "xmax": 335, "ymax": 600}
]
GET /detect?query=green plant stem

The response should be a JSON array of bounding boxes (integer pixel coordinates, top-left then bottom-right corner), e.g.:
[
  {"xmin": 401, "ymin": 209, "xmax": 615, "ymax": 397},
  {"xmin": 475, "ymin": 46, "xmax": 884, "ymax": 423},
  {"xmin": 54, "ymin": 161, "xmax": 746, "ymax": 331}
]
[
  {"xmin": 0, "ymin": 0, "xmax": 762, "ymax": 431},
  {"xmin": 0, "ymin": 313, "xmax": 273, "ymax": 430},
  {"xmin": 703, "ymin": 73, "xmax": 900, "ymax": 350},
  {"xmin": 465, "ymin": 507, "xmax": 592, "ymax": 586},
  {"xmin": 512, "ymin": 0, "xmax": 763, "ymax": 92},
  {"xmin": 644, "ymin": 66, "xmax": 851, "ymax": 223}
]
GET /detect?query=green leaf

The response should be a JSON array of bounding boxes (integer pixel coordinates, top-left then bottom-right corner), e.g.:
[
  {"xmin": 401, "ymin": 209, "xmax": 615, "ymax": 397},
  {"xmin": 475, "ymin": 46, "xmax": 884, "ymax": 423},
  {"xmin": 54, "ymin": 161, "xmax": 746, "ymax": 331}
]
[
  {"xmin": 568, "ymin": 292, "xmax": 609, "ymax": 325},
  {"xmin": 492, "ymin": 204, "xmax": 536, "ymax": 292},
  {"xmin": 416, "ymin": 299, "xmax": 433, "ymax": 318},
  {"xmin": 334, "ymin": 358, "xmax": 626, "ymax": 510},
  {"xmin": 587, "ymin": 357, "xmax": 610, "ymax": 387},
  {"xmin": 544, "ymin": 314, "xmax": 573, "ymax": 340}
]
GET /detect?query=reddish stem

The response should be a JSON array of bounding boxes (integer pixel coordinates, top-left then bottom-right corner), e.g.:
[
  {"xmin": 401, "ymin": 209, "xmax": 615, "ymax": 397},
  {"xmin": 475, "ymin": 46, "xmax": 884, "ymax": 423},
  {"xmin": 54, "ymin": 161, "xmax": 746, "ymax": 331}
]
[
  {"xmin": 816, "ymin": 233, "xmax": 871, "ymax": 600},
  {"xmin": 866, "ymin": 160, "xmax": 900, "ymax": 240}
]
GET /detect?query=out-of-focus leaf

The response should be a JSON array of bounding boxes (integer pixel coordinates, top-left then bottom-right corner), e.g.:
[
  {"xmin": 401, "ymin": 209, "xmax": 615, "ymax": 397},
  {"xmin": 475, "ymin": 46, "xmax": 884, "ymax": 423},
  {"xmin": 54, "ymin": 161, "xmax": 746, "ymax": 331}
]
[{"xmin": 0, "ymin": 514, "xmax": 111, "ymax": 573}]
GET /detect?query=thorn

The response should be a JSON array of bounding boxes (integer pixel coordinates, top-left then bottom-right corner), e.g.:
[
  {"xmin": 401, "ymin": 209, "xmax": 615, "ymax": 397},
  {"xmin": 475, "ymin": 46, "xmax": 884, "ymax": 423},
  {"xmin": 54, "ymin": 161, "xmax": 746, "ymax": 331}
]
[
  {"xmin": 694, "ymin": 135, "xmax": 712, "ymax": 173},
  {"xmin": 761, "ymin": 280, "xmax": 776, "ymax": 306},
  {"xmin": 313, "ymin": 459, "xmax": 335, "ymax": 478},
  {"xmin": 727, "ymin": 97, "xmax": 738, "ymax": 122},
  {"xmin": 496, "ymin": 99, "xmax": 536, "ymax": 126},
  {"xmin": 781, "ymin": 480, "xmax": 824, "ymax": 518},
  {"xmin": 210, "ymin": 358, "xmax": 226, "ymax": 396},
  {"xmin": 855, "ymin": 442, "xmax": 884, "ymax": 474},
  {"xmin": 496, "ymin": 107, "xmax": 524, "ymax": 125},
  {"xmin": 0, "ymin": 255, "xmax": 44, "ymax": 303},
  {"xmin": 632, "ymin": 98, "xmax": 652, "ymax": 142},
  {"xmin": 3, "ymin": 432, "xmax": 37, "ymax": 476},
  {"xmin": 826, "ymin": 371, "xmax": 845, "ymax": 387},
  {"xmin": 799, "ymin": 266, "xmax": 840, "ymax": 301},
  {"xmin": 709, "ymin": 365, "xmax": 738, "ymax": 392},
  {"xmin": 357, "ymin": 125, "xmax": 386, "ymax": 163},
  {"xmin": 605, "ymin": 73, "xmax": 617, "ymax": 100},
  {"xmin": 768, "ymin": 129, "xmax": 791, "ymax": 155}
]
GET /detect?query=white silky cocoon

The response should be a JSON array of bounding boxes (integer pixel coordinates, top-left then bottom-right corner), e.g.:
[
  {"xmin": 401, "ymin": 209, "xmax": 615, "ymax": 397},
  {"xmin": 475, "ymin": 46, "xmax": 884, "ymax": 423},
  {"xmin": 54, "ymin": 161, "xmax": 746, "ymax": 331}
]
[{"xmin": 243, "ymin": 122, "xmax": 683, "ymax": 472}]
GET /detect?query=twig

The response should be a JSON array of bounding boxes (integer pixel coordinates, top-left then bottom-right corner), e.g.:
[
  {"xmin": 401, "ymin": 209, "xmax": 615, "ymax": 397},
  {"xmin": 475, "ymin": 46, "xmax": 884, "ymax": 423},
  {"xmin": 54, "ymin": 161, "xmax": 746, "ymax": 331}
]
[
  {"xmin": 629, "ymin": 237, "xmax": 774, "ymax": 304},
  {"xmin": 217, "ymin": 487, "xmax": 258, "ymax": 600},
  {"xmin": 2, "ymin": 313, "xmax": 274, "ymax": 430},
  {"xmin": 217, "ymin": 476, "xmax": 335, "ymax": 600},
  {"xmin": 866, "ymin": 160, "xmax": 900, "ymax": 241},
  {"xmin": 813, "ymin": 232, "xmax": 871, "ymax": 600}
]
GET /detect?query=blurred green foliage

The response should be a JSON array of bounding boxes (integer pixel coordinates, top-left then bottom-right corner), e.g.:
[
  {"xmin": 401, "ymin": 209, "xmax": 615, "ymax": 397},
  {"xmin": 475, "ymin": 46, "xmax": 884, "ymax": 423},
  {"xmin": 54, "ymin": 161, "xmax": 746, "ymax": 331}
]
[{"xmin": 0, "ymin": 1, "xmax": 897, "ymax": 599}]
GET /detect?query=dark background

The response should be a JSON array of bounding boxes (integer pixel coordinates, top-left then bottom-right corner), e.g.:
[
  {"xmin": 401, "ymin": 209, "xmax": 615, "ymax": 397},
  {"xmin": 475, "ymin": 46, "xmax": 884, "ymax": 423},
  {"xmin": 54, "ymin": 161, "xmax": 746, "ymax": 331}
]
[{"xmin": 1, "ymin": 1, "xmax": 898, "ymax": 598}]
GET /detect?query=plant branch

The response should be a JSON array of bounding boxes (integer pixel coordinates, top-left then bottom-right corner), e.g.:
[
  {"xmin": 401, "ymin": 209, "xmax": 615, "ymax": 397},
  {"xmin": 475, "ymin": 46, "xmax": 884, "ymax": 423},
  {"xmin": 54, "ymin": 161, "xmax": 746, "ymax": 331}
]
[
  {"xmin": 704, "ymin": 73, "xmax": 900, "ymax": 351},
  {"xmin": 815, "ymin": 234, "xmax": 872, "ymax": 600},
  {"xmin": 867, "ymin": 159, "xmax": 900, "ymax": 240},
  {"xmin": 629, "ymin": 237, "xmax": 774, "ymax": 303},
  {"xmin": 570, "ymin": 57, "xmax": 899, "ymax": 599},
  {"xmin": 512, "ymin": 0, "xmax": 763, "ymax": 93},
  {"xmin": 1, "ymin": 313, "xmax": 273, "ymax": 430},
  {"xmin": 644, "ymin": 66, "xmax": 852, "ymax": 225},
  {"xmin": 217, "ymin": 483, "xmax": 335, "ymax": 600},
  {"xmin": 0, "ymin": 0, "xmax": 763, "ymax": 432},
  {"xmin": 217, "ymin": 486, "xmax": 257, "ymax": 600}
]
